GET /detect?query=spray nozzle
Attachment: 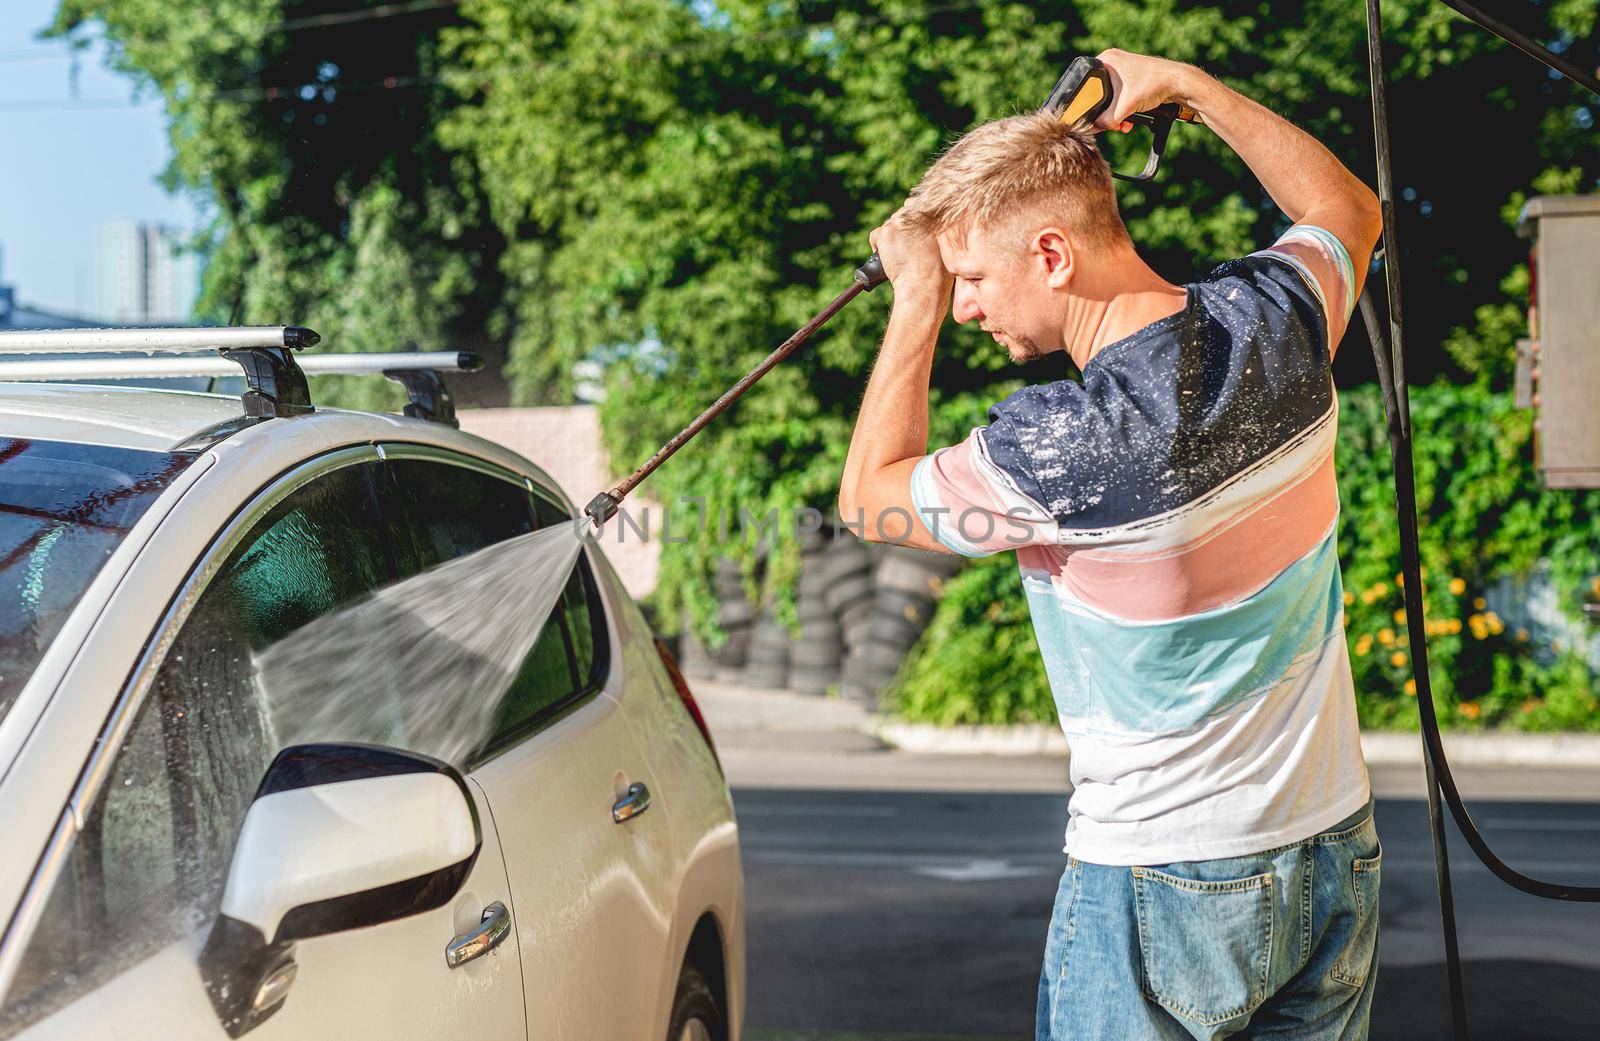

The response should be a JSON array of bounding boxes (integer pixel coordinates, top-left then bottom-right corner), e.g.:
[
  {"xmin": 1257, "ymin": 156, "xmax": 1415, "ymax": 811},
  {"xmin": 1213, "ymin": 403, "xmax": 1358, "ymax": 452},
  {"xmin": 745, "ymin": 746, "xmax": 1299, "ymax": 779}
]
[{"xmin": 582, "ymin": 491, "xmax": 620, "ymax": 538}]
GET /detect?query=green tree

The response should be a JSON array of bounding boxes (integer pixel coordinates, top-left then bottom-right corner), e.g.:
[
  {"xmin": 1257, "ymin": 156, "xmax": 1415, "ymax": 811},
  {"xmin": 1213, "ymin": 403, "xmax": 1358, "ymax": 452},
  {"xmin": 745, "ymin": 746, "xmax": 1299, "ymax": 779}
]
[
  {"xmin": 436, "ymin": 0, "xmax": 1597, "ymax": 633},
  {"xmin": 58, "ymin": 0, "xmax": 1599, "ymax": 647},
  {"xmin": 49, "ymin": 0, "xmax": 512, "ymax": 409}
]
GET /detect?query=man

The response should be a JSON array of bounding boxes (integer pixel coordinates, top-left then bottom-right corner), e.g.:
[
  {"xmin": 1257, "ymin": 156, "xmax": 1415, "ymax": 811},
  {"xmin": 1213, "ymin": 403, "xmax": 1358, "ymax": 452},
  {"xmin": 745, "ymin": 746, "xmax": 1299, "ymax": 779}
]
[{"xmin": 837, "ymin": 50, "xmax": 1385, "ymax": 1040}]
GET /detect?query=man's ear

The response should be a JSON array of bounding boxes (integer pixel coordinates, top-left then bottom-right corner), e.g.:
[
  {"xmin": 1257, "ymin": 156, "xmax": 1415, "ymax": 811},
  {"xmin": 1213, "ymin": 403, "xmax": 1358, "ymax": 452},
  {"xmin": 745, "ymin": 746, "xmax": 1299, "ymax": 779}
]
[{"xmin": 1033, "ymin": 228, "xmax": 1075, "ymax": 289}]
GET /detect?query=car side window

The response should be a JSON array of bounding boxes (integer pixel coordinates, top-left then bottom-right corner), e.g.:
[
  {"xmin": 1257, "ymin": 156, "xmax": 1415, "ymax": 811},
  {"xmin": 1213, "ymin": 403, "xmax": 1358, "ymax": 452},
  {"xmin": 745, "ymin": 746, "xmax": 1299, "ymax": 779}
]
[
  {"xmin": 0, "ymin": 462, "xmax": 397, "ymax": 1037},
  {"xmin": 533, "ymin": 494, "xmax": 609, "ymax": 693},
  {"xmin": 379, "ymin": 459, "xmax": 608, "ymax": 758}
]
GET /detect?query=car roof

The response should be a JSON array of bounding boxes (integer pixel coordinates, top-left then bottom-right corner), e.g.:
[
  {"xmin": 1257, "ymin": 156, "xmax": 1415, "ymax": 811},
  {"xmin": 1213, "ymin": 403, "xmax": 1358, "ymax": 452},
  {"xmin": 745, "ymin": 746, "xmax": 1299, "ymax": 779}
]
[
  {"xmin": 0, "ymin": 381, "xmax": 570, "ymax": 508},
  {"xmin": 0, "ymin": 382, "xmax": 244, "ymax": 452}
]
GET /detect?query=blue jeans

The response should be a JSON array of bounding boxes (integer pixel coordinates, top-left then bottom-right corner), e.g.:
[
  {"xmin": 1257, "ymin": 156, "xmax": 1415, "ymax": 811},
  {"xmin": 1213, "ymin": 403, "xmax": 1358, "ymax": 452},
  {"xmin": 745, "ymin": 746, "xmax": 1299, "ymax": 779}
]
[{"xmin": 1036, "ymin": 798, "xmax": 1381, "ymax": 1040}]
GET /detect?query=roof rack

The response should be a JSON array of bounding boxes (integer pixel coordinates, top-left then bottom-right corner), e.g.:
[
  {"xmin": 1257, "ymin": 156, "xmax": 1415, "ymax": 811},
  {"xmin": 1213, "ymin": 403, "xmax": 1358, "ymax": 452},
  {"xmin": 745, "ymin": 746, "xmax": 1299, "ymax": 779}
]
[
  {"xmin": 0, "ymin": 326, "xmax": 482, "ymax": 427},
  {"xmin": 0, "ymin": 326, "xmax": 320, "ymax": 355}
]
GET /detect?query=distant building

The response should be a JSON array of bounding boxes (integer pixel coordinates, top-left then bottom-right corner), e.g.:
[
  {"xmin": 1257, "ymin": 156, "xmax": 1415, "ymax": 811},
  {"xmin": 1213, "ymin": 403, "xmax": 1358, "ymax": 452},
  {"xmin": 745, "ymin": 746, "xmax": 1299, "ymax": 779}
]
[
  {"xmin": 96, "ymin": 221, "xmax": 201, "ymax": 324},
  {"xmin": 0, "ymin": 244, "xmax": 91, "ymax": 330}
]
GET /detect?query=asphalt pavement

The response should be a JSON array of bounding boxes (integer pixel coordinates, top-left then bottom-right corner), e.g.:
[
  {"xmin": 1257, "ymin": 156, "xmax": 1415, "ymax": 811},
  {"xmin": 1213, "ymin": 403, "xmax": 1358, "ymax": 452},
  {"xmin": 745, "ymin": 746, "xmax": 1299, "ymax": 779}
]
[{"xmin": 701, "ymin": 685, "xmax": 1600, "ymax": 1040}]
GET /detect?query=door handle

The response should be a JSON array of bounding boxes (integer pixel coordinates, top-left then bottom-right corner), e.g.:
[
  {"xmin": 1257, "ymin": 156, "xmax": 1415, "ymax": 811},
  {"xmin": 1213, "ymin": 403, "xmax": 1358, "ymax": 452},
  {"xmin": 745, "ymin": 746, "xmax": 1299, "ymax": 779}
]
[
  {"xmin": 612, "ymin": 781, "xmax": 651, "ymax": 824},
  {"xmin": 446, "ymin": 901, "xmax": 511, "ymax": 968}
]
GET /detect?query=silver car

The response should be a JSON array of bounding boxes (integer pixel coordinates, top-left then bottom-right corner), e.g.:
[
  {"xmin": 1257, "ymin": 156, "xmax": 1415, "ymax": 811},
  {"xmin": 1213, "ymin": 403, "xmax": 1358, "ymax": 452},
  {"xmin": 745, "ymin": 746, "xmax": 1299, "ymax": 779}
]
[{"xmin": 0, "ymin": 334, "xmax": 744, "ymax": 1041}]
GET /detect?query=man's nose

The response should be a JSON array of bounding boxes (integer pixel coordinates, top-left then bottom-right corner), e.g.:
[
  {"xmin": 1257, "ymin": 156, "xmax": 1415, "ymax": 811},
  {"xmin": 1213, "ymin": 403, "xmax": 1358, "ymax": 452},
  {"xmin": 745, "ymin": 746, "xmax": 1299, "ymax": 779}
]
[{"xmin": 951, "ymin": 282, "xmax": 982, "ymax": 324}]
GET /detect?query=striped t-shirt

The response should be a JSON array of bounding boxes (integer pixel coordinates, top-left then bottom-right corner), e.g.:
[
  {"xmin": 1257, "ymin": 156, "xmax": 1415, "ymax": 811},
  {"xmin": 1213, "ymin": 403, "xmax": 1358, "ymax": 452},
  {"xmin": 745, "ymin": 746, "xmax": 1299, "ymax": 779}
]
[{"xmin": 911, "ymin": 225, "xmax": 1372, "ymax": 865}]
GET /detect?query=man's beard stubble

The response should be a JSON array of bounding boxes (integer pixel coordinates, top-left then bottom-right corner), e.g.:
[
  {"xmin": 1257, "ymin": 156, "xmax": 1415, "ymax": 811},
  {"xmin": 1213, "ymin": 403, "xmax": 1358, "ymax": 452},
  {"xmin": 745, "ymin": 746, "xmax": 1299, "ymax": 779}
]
[{"xmin": 1005, "ymin": 330, "xmax": 1047, "ymax": 363}]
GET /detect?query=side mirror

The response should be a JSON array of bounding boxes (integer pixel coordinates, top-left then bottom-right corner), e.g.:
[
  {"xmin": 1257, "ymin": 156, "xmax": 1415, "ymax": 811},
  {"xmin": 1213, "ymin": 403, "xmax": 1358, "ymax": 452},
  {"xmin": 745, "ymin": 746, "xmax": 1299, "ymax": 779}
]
[{"xmin": 199, "ymin": 744, "xmax": 481, "ymax": 1036}]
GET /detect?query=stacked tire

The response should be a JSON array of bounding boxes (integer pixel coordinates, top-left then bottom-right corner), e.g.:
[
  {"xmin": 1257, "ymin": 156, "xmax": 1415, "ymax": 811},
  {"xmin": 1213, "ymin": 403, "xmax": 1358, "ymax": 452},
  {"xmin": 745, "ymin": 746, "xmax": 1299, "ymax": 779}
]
[
  {"xmin": 743, "ymin": 606, "xmax": 792, "ymax": 689},
  {"xmin": 694, "ymin": 530, "xmax": 959, "ymax": 706},
  {"xmin": 829, "ymin": 538, "xmax": 881, "ymax": 703},
  {"xmin": 841, "ymin": 545, "xmax": 962, "ymax": 709},
  {"xmin": 676, "ymin": 620, "xmax": 715, "ymax": 680},
  {"xmin": 790, "ymin": 540, "xmax": 844, "ymax": 695},
  {"xmin": 711, "ymin": 557, "xmax": 754, "ymax": 681}
]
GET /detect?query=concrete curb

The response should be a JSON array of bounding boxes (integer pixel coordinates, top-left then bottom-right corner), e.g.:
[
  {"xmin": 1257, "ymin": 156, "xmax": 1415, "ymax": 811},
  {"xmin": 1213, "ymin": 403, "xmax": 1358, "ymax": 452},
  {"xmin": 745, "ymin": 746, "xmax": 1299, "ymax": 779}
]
[
  {"xmin": 695, "ymin": 679, "xmax": 1600, "ymax": 768},
  {"xmin": 873, "ymin": 720, "xmax": 1068, "ymax": 756},
  {"xmin": 876, "ymin": 719, "xmax": 1600, "ymax": 767}
]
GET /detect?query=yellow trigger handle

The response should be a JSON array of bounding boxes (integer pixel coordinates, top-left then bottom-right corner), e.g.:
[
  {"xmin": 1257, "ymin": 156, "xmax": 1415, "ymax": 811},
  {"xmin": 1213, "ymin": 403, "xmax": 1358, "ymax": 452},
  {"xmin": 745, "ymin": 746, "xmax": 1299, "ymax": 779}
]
[
  {"xmin": 1044, "ymin": 56, "xmax": 1200, "ymax": 182},
  {"xmin": 1058, "ymin": 68, "xmax": 1111, "ymax": 125}
]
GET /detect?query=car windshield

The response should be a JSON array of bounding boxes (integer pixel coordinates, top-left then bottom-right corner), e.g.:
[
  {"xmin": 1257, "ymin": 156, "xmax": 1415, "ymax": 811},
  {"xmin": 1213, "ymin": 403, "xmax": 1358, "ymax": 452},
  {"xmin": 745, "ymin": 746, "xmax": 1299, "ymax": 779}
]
[{"xmin": 0, "ymin": 438, "xmax": 193, "ymax": 726}]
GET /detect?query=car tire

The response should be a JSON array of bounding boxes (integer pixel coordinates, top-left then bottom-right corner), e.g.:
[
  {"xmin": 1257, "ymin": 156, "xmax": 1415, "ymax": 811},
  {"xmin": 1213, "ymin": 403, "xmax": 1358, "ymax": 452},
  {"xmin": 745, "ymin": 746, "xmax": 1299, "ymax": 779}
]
[{"xmin": 666, "ymin": 964, "xmax": 726, "ymax": 1041}]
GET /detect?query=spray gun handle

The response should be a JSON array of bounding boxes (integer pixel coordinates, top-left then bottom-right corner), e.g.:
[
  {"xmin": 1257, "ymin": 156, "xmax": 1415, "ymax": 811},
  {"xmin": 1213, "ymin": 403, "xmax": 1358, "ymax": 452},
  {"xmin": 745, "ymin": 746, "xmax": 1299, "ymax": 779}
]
[{"xmin": 1046, "ymin": 56, "xmax": 1201, "ymax": 183}]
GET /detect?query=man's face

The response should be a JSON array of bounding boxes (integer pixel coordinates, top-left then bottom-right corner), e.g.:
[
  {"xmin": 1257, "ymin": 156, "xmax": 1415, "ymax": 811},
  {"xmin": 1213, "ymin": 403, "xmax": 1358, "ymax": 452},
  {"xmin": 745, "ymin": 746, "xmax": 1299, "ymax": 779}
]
[{"xmin": 935, "ymin": 223, "xmax": 1061, "ymax": 363}]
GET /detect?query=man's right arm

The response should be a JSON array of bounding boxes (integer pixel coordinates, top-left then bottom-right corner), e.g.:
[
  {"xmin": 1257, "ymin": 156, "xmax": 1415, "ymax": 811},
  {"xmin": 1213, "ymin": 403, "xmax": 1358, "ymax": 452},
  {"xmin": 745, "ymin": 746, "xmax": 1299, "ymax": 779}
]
[{"xmin": 1094, "ymin": 49, "xmax": 1382, "ymax": 300}]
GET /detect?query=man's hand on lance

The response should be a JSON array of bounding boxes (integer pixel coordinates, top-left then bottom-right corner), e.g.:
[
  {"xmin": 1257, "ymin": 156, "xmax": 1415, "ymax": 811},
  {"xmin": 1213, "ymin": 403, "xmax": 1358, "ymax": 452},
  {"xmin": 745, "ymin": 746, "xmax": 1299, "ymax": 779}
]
[{"xmin": 869, "ymin": 206, "xmax": 952, "ymax": 306}]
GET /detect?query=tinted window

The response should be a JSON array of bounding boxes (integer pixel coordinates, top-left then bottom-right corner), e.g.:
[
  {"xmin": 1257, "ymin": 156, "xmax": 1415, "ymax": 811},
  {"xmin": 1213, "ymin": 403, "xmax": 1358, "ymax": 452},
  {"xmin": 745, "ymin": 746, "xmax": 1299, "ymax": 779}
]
[
  {"xmin": 381, "ymin": 459, "xmax": 608, "ymax": 756},
  {"xmin": 533, "ymin": 495, "xmax": 608, "ymax": 692},
  {"xmin": 0, "ymin": 462, "xmax": 394, "ymax": 1036},
  {"xmin": 0, "ymin": 439, "xmax": 192, "ymax": 727}
]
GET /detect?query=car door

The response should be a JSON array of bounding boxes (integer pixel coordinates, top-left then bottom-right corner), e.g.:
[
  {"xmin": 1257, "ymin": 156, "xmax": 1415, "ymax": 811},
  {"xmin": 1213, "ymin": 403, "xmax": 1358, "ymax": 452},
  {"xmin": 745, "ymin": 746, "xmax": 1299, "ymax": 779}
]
[
  {"xmin": 377, "ymin": 449, "xmax": 678, "ymax": 1041},
  {"xmin": 0, "ymin": 455, "xmax": 529, "ymax": 1041}
]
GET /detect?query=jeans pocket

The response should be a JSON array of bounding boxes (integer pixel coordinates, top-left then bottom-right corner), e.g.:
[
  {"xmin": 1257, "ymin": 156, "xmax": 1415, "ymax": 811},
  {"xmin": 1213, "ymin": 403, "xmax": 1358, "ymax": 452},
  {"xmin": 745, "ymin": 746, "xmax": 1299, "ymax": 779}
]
[
  {"xmin": 1132, "ymin": 865, "xmax": 1274, "ymax": 1027},
  {"xmin": 1330, "ymin": 839, "xmax": 1382, "ymax": 987}
]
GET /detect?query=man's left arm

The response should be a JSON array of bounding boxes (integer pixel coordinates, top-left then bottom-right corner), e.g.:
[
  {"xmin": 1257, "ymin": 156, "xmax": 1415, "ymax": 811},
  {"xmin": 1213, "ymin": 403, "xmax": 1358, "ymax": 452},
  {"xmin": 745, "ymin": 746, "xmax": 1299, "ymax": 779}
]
[{"xmin": 837, "ymin": 208, "xmax": 953, "ymax": 551}]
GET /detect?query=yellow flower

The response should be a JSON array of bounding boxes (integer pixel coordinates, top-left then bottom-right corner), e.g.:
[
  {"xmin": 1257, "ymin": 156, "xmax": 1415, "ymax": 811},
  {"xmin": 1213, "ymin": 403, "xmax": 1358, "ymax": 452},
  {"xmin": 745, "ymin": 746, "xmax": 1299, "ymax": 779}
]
[
  {"xmin": 1473, "ymin": 596, "xmax": 1486, "ymax": 610},
  {"xmin": 1485, "ymin": 612, "xmax": 1504, "ymax": 634},
  {"xmin": 1390, "ymin": 651, "xmax": 1407, "ymax": 667},
  {"xmin": 1460, "ymin": 702, "xmax": 1480, "ymax": 720},
  {"xmin": 1448, "ymin": 618, "xmax": 1463, "ymax": 634},
  {"xmin": 1355, "ymin": 644, "xmax": 1369, "ymax": 657},
  {"xmin": 1373, "ymin": 582, "xmax": 1390, "ymax": 598},
  {"xmin": 1378, "ymin": 628, "xmax": 1395, "ymax": 646},
  {"xmin": 1395, "ymin": 572, "xmax": 1405, "ymax": 587},
  {"xmin": 1515, "ymin": 628, "xmax": 1529, "ymax": 642},
  {"xmin": 1343, "ymin": 591, "xmax": 1355, "ymax": 606},
  {"xmin": 1392, "ymin": 608, "xmax": 1408, "ymax": 624},
  {"xmin": 1404, "ymin": 679, "xmax": 1417, "ymax": 696},
  {"xmin": 1448, "ymin": 577, "xmax": 1466, "ymax": 595}
]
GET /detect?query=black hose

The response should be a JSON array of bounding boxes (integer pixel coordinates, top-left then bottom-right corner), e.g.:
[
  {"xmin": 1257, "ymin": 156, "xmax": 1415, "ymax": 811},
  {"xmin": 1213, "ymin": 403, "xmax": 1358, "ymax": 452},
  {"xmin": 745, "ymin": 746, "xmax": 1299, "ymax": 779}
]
[
  {"xmin": 1361, "ymin": 0, "xmax": 1600, "ymax": 1032},
  {"xmin": 1361, "ymin": 6, "xmax": 1470, "ymax": 1037},
  {"xmin": 1364, "ymin": 0, "xmax": 1600, "ymax": 904},
  {"xmin": 1433, "ymin": 0, "xmax": 1600, "ymax": 98}
]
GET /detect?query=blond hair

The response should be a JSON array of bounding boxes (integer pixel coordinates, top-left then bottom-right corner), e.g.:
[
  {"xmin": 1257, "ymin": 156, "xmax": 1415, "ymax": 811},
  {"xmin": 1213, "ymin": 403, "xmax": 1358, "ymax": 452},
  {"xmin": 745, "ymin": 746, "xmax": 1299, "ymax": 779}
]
[{"xmin": 906, "ymin": 112, "xmax": 1127, "ymax": 250}]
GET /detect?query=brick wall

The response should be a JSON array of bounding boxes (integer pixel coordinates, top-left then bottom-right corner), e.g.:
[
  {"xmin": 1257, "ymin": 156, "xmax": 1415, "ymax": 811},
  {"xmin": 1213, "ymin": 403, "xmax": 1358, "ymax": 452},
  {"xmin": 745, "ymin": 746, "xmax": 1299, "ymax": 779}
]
[{"xmin": 458, "ymin": 405, "xmax": 661, "ymax": 598}]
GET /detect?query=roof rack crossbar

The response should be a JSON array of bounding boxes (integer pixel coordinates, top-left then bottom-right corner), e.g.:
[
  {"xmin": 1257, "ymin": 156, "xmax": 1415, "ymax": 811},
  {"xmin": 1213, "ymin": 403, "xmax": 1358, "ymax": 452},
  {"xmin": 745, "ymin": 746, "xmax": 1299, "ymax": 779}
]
[
  {"xmin": 0, "ymin": 326, "xmax": 319, "ymax": 355},
  {"xmin": 0, "ymin": 351, "xmax": 480, "ymax": 381},
  {"xmin": 0, "ymin": 346, "xmax": 484, "ymax": 427}
]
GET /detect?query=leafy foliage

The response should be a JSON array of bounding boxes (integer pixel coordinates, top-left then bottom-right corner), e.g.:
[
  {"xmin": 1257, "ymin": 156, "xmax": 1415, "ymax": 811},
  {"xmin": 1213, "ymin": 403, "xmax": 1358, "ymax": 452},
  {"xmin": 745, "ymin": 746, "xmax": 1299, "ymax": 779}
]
[
  {"xmin": 1336, "ymin": 382, "xmax": 1600, "ymax": 731},
  {"xmin": 59, "ymin": 0, "xmax": 1599, "ymax": 648},
  {"xmin": 431, "ymin": 0, "xmax": 1598, "ymax": 632},
  {"xmin": 49, "ymin": 0, "xmax": 510, "ymax": 409},
  {"xmin": 890, "ymin": 554, "xmax": 1056, "ymax": 725}
]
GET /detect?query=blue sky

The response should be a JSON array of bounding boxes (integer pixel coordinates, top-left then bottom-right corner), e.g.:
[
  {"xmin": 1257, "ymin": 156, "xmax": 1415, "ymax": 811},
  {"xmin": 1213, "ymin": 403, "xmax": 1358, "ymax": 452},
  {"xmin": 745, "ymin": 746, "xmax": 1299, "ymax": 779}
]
[{"xmin": 0, "ymin": 0, "xmax": 202, "ymax": 315}]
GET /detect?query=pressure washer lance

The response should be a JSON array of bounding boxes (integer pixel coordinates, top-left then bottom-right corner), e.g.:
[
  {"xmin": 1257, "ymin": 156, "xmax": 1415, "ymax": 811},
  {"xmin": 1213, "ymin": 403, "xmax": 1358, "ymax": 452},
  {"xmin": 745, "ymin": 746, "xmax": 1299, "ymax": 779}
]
[{"xmin": 582, "ymin": 57, "xmax": 1199, "ymax": 532}]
